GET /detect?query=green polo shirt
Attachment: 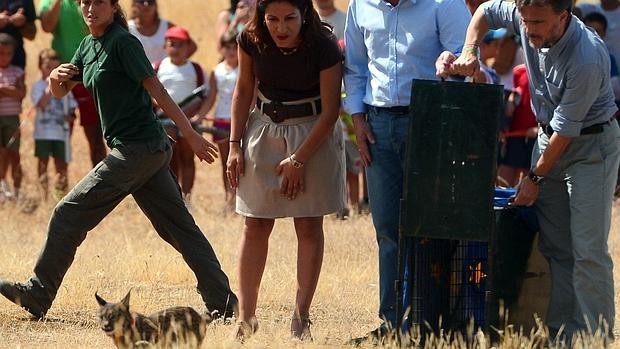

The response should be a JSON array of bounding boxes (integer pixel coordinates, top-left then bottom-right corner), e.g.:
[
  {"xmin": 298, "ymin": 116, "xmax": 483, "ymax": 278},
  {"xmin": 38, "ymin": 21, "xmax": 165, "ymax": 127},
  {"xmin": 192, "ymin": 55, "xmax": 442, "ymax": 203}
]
[
  {"xmin": 39, "ymin": 0, "xmax": 89, "ymax": 63},
  {"xmin": 71, "ymin": 23, "xmax": 166, "ymax": 148}
]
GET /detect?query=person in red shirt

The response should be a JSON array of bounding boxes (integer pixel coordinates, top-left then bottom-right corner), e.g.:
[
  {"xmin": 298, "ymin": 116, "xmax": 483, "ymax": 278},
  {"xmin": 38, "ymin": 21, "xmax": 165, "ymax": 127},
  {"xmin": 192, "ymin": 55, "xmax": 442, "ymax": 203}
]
[{"xmin": 497, "ymin": 64, "xmax": 539, "ymax": 187}]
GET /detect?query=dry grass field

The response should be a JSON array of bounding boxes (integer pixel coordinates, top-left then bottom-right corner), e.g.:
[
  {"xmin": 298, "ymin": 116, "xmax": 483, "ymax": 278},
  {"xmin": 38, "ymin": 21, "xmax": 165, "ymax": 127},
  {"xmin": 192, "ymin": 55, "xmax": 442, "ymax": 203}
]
[{"xmin": 0, "ymin": 0, "xmax": 618, "ymax": 348}]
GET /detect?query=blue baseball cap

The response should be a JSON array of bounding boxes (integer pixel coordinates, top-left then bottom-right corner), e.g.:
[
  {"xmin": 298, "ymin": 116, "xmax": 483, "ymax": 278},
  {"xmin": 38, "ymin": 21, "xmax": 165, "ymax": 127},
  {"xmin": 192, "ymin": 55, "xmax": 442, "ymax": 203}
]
[{"xmin": 483, "ymin": 28, "xmax": 507, "ymax": 44}]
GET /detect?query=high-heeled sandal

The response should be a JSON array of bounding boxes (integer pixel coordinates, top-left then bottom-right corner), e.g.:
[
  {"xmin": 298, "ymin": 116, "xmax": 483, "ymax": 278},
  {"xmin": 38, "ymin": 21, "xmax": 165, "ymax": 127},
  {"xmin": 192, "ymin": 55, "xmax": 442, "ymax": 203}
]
[
  {"xmin": 291, "ymin": 316, "xmax": 313, "ymax": 341},
  {"xmin": 233, "ymin": 317, "xmax": 259, "ymax": 341}
]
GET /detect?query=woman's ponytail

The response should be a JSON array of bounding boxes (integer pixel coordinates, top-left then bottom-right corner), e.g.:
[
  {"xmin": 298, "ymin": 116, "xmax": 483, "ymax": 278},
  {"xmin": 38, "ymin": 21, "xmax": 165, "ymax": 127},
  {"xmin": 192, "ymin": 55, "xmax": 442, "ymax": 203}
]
[{"xmin": 112, "ymin": 0, "xmax": 129, "ymax": 31}]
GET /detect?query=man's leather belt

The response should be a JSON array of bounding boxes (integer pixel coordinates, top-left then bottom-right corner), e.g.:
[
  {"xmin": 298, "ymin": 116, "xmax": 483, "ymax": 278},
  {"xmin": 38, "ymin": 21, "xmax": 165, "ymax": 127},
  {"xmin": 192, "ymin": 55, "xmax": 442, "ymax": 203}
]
[
  {"xmin": 540, "ymin": 118, "xmax": 615, "ymax": 137},
  {"xmin": 368, "ymin": 105, "xmax": 409, "ymax": 114},
  {"xmin": 257, "ymin": 98, "xmax": 321, "ymax": 123}
]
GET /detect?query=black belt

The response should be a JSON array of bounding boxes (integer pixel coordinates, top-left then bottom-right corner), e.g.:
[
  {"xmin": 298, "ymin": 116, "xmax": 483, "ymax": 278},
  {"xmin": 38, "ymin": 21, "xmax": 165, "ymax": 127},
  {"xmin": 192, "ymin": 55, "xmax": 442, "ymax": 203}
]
[
  {"xmin": 368, "ymin": 105, "xmax": 409, "ymax": 114},
  {"xmin": 257, "ymin": 98, "xmax": 321, "ymax": 123},
  {"xmin": 539, "ymin": 118, "xmax": 615, "ymax": 137}
]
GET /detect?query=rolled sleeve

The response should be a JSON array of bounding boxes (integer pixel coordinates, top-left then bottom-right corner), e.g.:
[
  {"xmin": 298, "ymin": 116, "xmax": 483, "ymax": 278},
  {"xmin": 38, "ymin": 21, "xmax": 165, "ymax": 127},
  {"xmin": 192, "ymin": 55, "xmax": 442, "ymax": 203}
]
[
  {"xmin": 343, "ymin": 0, "xmax": 369, "ymax": 115},
  {"xmin": 482, "ymin": 0, "xmax": 521, "ymax": 35},
  {"xmin": 550, "ymin": 64, "xmax": 602, "ymax": 137},
  {"xmin": 437, "ymin": 0, "xmax": 470, "ymax": 54}
]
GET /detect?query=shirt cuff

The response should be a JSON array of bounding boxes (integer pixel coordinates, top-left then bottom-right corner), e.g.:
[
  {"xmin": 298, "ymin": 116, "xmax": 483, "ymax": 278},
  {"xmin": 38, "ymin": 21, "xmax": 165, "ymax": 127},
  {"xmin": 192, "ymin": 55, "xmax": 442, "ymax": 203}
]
[
  {"xmin": 550, "ymin": 114, "xmax": 583, "ymax": 138},
  {"xmin": 343, "ymin": 95, "xmax": 367, "ymax": 116}
]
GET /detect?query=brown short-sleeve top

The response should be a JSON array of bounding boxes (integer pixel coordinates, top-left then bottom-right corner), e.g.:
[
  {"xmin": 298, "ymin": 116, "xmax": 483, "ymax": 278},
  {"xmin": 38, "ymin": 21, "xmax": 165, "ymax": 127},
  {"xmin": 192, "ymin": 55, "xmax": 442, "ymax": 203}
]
[{"xmin": 238, "ymin": 29, "xmax": 342, "ymax": 102}]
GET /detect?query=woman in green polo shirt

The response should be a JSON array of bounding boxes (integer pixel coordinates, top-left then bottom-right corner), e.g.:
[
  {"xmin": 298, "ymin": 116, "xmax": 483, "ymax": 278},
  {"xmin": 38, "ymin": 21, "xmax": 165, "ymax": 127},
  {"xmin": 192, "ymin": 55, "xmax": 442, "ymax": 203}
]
[{"xmin": 0, "ymin": 0, "xmax": 239, "ymax": 321}]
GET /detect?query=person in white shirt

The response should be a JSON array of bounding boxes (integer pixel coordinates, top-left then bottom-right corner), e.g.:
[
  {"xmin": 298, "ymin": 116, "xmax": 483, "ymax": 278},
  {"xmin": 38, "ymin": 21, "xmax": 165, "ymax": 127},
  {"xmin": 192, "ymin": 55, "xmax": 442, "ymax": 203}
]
[
  {"xmin": 193, "ymin": 30, "xmax": 240, "ymax": 211},
  {"xmin": 128, "ymin": 0, "xmax": 196, "ymax": 64},
  {"xmin": 314, "ymin": 0, "xmax": 345, "ymax": 39},
  {"xmin": 155, "ymin": 26, "xmax": 206, "ymax": 205},
  {"xmin": 31, "ymin": 49, "xmax": 76, "ymax": 200}
]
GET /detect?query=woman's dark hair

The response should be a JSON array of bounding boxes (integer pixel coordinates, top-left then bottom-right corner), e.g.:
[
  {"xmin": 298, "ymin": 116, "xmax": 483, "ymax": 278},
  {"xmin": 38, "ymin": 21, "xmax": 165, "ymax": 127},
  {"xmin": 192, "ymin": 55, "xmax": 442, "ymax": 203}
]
[
  {"xmin": 244, "ymin": 0, "xmax": 331, "ymax": 51},
  {"xmin": 76, "ymin": 0, "xmax": 129, "ymax": 31}
]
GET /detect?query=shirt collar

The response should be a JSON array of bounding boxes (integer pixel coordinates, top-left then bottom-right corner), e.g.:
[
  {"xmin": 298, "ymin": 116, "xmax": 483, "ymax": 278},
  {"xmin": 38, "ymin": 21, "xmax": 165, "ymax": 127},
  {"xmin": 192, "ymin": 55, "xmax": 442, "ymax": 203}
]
[
  {"xmin": 544, "ymin": 14, "xmax": 577, "ymax": 57},
  {"xmin": 373, "ymin": 0, "xmax": 416, "ymax": 7}
]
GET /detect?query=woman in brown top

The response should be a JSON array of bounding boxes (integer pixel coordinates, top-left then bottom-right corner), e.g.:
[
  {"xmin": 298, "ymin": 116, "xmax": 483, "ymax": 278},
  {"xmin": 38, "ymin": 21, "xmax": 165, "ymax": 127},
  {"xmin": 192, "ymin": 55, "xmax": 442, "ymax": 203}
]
[{"xmin": 227, "ymin": 0, "xmax": 345, "ymax": 340}]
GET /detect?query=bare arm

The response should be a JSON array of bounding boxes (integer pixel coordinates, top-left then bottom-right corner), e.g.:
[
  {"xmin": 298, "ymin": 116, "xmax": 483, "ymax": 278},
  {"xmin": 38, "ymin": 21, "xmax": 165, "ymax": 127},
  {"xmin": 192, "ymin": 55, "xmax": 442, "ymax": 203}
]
[
  {"xmin": 439, "ymin": 5, "xmax": 490, "ymax": 78},
  {"xmin": 226, "ymin": 46, "xmax": 255, "ymax": 188},
  {"xmin": 9, "ymin": 8, "xmax": 36, "ymax": 40},
  {"xmin": 229, "ymin": 48, "xmax": 255, "ymax": 143},
  {"xmin": 49, "ymin": 63, "xmax": 80, "ymax": 97},
  {"xmin": 290, "ymin": 63, "xmax": 342, "ymax": 163},
  {"xmin": 215, "ymin": 10, "xmax": 231, "ymax": 46},
  {"xmin": 143, "ymin": 76, "xmax": 218, "ymax": 163},
  {"xmin": 40, "ymin": 0, "xmax": 62, "ymax": 33},
  {"xmin": 36, "ymin": 84, "xmax": 54, "ymax": 109},
  {"xmin": 511, "ymin": 133, "xmax": 572, "ymax": 206},
  {"xmin": 0, "ymin": 75, "xmax": 26, "ymax": 100},
  {"xmin": 275, "ymin": 62, "xmax": 342, "ymax": 200},
  {"xmin": 531, "ymin": 133, "xmax": 572, "ymax": 177},
  {"xmin": 192, "ymin": 70, "xmax": 218, "ymax": 122}
]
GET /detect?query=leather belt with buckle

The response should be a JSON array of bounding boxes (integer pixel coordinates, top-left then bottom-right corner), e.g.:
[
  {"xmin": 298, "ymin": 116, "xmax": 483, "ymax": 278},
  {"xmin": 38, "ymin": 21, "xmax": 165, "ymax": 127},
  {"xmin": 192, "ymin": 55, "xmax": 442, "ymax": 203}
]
[
  {"xmin": 257, "ymin": 98, "xmax": 321, "ymax": 123},
  {"xmin": 540, "ymin": 118, "xmax": 615, "ymax": 137}
]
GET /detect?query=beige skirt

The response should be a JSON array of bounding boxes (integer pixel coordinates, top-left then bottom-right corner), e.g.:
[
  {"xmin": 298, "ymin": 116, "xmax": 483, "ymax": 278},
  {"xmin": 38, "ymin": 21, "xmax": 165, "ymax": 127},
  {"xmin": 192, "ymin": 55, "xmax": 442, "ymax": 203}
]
[{"xmin": 236, "ymin": 108, "xmax": 346, "ymax": 218}]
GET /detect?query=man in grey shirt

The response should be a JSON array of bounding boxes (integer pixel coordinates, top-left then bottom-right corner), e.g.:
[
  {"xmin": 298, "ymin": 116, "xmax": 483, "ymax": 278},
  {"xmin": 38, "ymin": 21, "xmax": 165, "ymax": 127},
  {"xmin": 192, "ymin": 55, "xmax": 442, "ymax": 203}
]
[{"xmin": 437, "ymin": 0, "xmax": 620, "ymax": 339}]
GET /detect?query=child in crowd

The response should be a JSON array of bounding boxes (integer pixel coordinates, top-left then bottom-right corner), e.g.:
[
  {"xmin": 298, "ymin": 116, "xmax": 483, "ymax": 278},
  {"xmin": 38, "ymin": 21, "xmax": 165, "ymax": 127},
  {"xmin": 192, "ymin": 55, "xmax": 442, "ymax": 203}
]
[
  {"xmin": 583, "ymin": 12, "xmax": 620, "ymax": 104},
  {"xmin": 155, "ymin": 26, "xmax": 206, "ymax": 206},
  {"xmin": 584, "ymin": 12, "xmax": 620, "ymax": 199},
  {"xmin": 0, "ymin": 33, "xmax": 26, "ymax": 200},
  {"xmin": 31, "ymin": 49, "xmax": 77, "ymax": 201},
  {"xmin": 473, "ymin": 29, "xmax": 502, "ymax": 84},
  {"xmin": 335, "ymin": 40, "xmax": 361, "ymax": 219},
  {"xmin": 497, "ymin": 64, "xmax": 538, "ymax": 187},
  {"xmin": 192, "ymin": 29, "xmax": 238, "ymax": 211}
]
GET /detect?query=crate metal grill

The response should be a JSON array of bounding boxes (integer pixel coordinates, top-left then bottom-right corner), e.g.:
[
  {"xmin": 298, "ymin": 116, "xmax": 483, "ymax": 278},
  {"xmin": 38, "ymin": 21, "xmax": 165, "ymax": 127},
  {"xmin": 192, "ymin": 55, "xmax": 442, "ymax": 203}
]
[{"xmin": 406, "ymin": 239, "xmax": 488, "ymax": 332}]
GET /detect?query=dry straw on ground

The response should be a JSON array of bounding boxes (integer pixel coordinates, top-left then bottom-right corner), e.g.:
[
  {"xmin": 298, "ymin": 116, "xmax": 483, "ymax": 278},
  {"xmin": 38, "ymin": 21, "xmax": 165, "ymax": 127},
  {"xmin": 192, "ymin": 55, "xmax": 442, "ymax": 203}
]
[{"xmin": 0, "ymin": 0, "xmax": 617, "ymax": 348}]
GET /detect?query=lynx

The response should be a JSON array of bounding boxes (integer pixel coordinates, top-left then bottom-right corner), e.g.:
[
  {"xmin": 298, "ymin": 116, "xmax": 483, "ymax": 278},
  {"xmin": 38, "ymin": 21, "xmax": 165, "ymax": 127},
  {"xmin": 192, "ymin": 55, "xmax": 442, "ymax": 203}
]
[{"xmin": 95, "ymin": 290, "xmax": 211, "ymax": 349}]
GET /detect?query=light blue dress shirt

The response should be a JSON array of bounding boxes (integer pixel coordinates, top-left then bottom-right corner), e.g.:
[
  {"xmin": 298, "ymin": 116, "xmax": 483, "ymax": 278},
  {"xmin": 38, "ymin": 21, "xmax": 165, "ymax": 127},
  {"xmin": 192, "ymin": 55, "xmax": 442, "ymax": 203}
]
[
  {"xmin": 343, "ymin": 0, "xmax": 471, "ymax": 115},
  {"xmin": 483, "ymin": 0, "xmax": 618, "ymax": 137}
]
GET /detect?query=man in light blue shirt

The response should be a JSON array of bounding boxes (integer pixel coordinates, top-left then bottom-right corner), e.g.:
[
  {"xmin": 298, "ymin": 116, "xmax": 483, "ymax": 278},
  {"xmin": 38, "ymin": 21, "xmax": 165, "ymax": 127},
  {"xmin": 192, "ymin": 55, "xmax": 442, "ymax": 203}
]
[
  {"xmin": 442, "ymin": 0, "xmax": 620, "ymax": 339},
  {"xmin": 343, "ymin": 0, "xmax": 470, "ymax": 341}
]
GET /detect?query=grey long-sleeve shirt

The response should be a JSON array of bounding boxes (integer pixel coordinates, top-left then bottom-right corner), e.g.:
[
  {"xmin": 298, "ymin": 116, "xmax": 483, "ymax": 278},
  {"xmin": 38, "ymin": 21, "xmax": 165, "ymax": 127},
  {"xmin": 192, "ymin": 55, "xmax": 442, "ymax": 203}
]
[{"xmin": 483, "ymin": 0, "xmax": 617, "ymax": 137}]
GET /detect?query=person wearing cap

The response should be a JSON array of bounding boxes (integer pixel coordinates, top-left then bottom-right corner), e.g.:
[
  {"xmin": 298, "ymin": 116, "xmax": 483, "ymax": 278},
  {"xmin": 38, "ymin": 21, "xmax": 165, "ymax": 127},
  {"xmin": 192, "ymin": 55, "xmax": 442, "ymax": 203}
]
[
  {"xmin": 39, "ymin": 0, "xmax": 107, "ymax": 168},
  {"xmin": 0, "ymin": 0, "xmax": 238, "ymax": 322},
  {"xmin": 440, "ymin": 0, "xmax": 620, "ymax": 339},
  {"xmin": 473, "ymin": 29, "xmax": 503, "ymax": 84},
  {"xmin": 128, "ymin": 0, "xmax": 196, "ymax": 64},
  {"xmin": 153, "ymin": 26, "xmax": 208, "ymax": 206}
]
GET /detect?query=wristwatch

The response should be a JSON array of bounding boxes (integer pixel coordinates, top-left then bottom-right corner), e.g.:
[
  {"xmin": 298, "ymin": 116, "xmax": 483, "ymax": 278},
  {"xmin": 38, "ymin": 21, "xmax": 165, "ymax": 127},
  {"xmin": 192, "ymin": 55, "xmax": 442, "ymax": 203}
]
[
  {"xmin": 528, "ymin": 169, "xmax": 545, "ymax": 185},
  {"xmin": 289, "ymin": 155, "xmax": 304, "ymax": 169}
]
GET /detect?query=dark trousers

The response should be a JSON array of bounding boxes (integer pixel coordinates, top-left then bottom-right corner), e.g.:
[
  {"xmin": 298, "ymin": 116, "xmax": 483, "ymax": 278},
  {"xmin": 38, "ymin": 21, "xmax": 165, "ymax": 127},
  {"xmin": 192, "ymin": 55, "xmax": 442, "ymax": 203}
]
[{"xmin": 26, "ymin": 140, "xmax": 237, "ymax": 314}]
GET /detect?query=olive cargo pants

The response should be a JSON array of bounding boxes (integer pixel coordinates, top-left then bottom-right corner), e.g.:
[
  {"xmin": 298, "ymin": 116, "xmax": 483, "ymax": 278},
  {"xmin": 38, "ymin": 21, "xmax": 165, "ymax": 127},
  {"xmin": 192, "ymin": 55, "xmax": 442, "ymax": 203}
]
[{"xmin": 24, "ymin": 140, "xmax": 237, "ymax": 316}]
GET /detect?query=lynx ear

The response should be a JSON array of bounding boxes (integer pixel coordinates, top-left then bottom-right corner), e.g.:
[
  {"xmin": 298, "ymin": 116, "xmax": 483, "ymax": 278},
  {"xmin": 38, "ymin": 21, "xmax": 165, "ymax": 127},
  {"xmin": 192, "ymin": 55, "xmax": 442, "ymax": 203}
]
[
  {"xmin": 121, "ymin": 289, "xmax": 131, "ymax": 309},
  {"xmin": 95, "ymin": 292, "xmax": 107, "ymax": 307}
]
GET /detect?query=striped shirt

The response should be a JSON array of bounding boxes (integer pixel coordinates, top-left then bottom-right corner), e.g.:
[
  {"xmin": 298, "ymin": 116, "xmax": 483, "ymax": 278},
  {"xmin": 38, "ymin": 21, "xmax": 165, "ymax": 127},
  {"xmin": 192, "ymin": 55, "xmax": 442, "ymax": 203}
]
[{"xmin": 0, "ymin": 65, "xmax": 24, "ymax": 116}]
